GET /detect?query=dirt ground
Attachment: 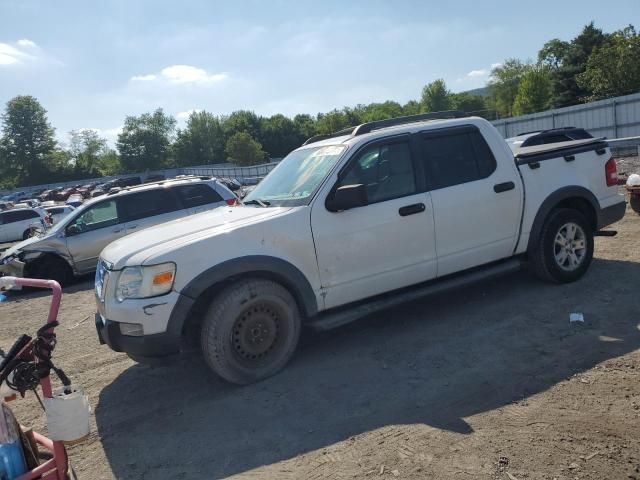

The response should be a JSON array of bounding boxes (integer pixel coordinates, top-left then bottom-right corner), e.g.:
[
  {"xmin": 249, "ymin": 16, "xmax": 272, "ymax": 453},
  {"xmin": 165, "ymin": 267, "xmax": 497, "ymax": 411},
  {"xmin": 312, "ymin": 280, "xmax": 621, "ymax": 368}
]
[{"xmin": 1, "ymin": 205, "xmax": 639, "ymax": 480}]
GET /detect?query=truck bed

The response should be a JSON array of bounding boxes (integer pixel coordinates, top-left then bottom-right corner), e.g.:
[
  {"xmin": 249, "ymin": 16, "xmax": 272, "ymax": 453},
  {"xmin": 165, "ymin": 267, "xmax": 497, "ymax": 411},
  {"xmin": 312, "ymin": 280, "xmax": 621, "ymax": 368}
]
[{"xmin": 514, "ymin": 138, "xmax": 608, "ymax": 165}]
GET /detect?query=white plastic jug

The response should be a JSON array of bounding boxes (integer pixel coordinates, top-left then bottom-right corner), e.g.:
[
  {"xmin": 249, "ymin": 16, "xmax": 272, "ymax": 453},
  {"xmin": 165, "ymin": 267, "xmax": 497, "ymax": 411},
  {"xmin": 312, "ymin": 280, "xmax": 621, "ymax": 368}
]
[{"xmin": 43, "ymin": 385, "xmax": 91, "ymax": 443}]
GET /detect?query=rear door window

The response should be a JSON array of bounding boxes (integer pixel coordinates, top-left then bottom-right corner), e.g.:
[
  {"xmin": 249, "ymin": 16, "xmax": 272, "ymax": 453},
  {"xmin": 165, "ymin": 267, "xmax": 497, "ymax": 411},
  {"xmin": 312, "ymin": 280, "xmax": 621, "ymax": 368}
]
[
  {"xmin": 120, "ymin": 189, "xmax": 181, "ymax": 221},
  {"xmin": 172, "ymin": 184, "xmax": 223, "ymax": 208},
  {"xmin": 419, "ymin": 126, "xmax": 497, "ymax": 190}
]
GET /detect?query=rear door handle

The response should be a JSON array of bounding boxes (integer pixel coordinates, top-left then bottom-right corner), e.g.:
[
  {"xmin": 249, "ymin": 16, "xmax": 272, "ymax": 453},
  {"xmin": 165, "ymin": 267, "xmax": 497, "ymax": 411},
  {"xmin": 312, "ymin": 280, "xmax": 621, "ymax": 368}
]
[
  {"xmin": 112, "ymin": 227, "xmax": 124, "ymax": 233},
  {"xmin": 128, "ymin": 224, "xmax": 138, "ymax": 229},
  {"xmin": 399, "ymin": 203, "xmax": 426, "ymax": 216},
  {"xmin": 493, "ymin": 181, "xmax": 515, "ymax": 193}
]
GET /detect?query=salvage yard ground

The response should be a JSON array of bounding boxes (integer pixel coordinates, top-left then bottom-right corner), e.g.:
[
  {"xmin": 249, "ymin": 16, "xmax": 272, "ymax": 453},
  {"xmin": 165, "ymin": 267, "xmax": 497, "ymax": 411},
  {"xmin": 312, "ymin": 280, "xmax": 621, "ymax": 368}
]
[{"xmin": 1, "ymin": 205, "xmax": 639, "ymax": 480}]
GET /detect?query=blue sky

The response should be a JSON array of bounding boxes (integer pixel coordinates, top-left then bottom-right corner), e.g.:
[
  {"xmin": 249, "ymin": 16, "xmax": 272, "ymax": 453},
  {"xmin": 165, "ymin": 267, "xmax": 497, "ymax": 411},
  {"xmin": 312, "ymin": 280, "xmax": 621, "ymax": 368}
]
[{"xmin": 0, "ymin": 0, "xmax": 637, "ymax": 145}]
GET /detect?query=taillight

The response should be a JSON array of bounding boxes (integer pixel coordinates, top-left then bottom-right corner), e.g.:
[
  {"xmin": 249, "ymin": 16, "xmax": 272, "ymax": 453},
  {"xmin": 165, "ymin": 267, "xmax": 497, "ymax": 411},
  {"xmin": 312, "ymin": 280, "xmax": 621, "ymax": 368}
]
[
  {"xmin": 605, "ymin": 157, "xmax": 618, "ymax": 187},
  {"xmin": 226, "ymin": 198, "xmax": 238, "ymax": 206}
]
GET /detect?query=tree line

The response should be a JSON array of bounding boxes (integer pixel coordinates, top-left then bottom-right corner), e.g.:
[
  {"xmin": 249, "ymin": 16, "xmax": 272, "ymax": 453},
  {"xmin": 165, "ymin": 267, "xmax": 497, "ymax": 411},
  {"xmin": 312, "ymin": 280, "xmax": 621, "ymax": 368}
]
[{"xmin": 1, "ymin": 22, "xmax": 638, "ymax": 189}]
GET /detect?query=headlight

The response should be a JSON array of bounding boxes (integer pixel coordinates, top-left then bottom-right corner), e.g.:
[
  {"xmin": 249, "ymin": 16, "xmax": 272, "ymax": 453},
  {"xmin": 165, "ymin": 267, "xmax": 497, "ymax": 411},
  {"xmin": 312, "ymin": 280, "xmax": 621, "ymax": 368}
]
[{"xmin": 115, "ymin": 262, "xmax": 176, "ymax": 302}]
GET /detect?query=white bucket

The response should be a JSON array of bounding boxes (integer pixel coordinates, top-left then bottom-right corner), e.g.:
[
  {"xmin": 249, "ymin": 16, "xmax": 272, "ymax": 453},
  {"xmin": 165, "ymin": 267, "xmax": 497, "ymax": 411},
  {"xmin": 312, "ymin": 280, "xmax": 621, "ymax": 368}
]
[{"xmin": 43, "ymin": 385, "xmax": 91, "ymax": 443}]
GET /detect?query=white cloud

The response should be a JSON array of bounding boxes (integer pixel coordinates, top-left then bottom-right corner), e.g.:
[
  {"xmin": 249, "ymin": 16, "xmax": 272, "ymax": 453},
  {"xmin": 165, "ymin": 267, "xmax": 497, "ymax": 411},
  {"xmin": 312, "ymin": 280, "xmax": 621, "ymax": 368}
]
[
  {"xmin": 0, "ymin": 39, "xmax": 56, "ymax": 67},
  {"xmin": 161, "ymin": 65, "xmax": 227, "ymax": 84},
  {"xmin": 0, "ymin": 42, "xmax": 32, "ymax": 65},
  {"xmin": 491, "ymin": 62, "xmax": 502, "ymax": 69},
  {"xmin": 131, "ymin": 74, "xmax": 157, "ymax": 82},
  {"xmin": 16, "ymin": 39, "xmax": 37, "ymax": 48},
  {"xmin": 467, "ymin": 69, "xmax": 488, "ymax": 77},
  {"xmin": 176, "ymin": 109, "xmax": 201, "ymax": 120},
  {"xmin": 130, "ymin": 64, "xmax": 228, "ymax": 85}
]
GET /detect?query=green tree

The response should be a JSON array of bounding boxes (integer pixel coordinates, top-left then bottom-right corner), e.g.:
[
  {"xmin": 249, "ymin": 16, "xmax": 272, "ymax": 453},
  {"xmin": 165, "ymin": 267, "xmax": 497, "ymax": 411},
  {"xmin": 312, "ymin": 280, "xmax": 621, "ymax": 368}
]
[
  {"xmin": 546, "ymin": 22, "xmax": 608, "ymax": 107},
  {"xmin": 225, "ymin": 131, "xmax": 265, "ymax": 166},
  {"xmin": 116, "ymin": 108, "xmax": 176, "ymax": 172},
  {"xmin": 223, "ymin": 110, "xmax": 262, "ymax": 142},
  {"xmin": 69, "ymin": 129, "xmax": 109, "ymax": 176},
  {"xmin": 315, "ymin": 109, "xmax": 353, "ymax": 134},
  {"xmin": 487, "ymin": 59, "xmax": 528, "ymax": 117},
  {"xmin": 0, "ymin": 95, "xmax": 57, "ymax": 186},
  {"xmin": 95, "ymin": 149, "xmax": 121, "ymax": 176},
  {"xmin": 420, "ymin": 79, "xmax": 451, "ymax": 112},
  {"xmin": 293, "ymin": 114, "xmax": 317, "ymax": 142},
  {"xmin": 512, "ymin": 65, "xmax": 552, "ymax": 115},
  {"xmin": 174, "ymin": 111, "xmax": 225, "ymax": 166},
  {"xmin": 260, "ymin": 114, "xmax": 301, "ymax": 158},
  {"xmin": 538, "ymin": 38, "xmax": 572, "ymax": 69},
  {"xmin": 402, "ymin": 100, "xmax": 421, "ymax": 116},
  {"xmin": 449, "ymin": 92, "xmax": 487, "ymax": 115},
  {"xmin": 577, "ymin": 25, "xmax": 640, "ymax": 100}
]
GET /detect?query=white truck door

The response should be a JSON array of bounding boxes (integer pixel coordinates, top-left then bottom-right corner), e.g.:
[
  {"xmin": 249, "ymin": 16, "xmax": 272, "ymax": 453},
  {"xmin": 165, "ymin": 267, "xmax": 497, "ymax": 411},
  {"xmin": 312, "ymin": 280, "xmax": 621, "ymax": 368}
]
[
  {"xmin": 417, "ymin": 125, "xmax": 522, "ymax": 277},
  {"xmin": 311, "ymin": 136, "xmax": 437, "ymax": 309}
]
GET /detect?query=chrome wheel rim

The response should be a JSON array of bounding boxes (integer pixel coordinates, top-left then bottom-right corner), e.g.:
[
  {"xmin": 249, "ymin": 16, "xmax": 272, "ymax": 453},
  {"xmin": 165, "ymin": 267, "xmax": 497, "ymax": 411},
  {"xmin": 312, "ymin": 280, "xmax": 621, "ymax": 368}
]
[{"xmin": 553, "ymin": 222, "xmax": 587, "ymax": 271}]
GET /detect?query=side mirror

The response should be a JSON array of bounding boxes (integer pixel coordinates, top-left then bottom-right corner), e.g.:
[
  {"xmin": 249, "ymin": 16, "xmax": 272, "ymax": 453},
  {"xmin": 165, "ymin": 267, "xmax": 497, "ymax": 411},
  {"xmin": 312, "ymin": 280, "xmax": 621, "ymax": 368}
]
[
  {"xmin": 327, "ymin": 184, "xmax": 368, "ymax": 212},
  {"xmin": 66, "ymin": 224, "xmax": 80, "ymax": 236}
]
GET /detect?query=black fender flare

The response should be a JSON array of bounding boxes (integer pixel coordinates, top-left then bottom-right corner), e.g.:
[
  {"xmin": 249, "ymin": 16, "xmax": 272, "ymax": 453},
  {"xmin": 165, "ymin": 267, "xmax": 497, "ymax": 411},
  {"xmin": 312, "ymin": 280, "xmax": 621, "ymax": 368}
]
[
  {"xmin": 526, "ymin": 186, "xmax": 599, "ymax": 252},
  {"xmin": 167, "ymin": 255, "xmax": 319, "ymax": 337}
]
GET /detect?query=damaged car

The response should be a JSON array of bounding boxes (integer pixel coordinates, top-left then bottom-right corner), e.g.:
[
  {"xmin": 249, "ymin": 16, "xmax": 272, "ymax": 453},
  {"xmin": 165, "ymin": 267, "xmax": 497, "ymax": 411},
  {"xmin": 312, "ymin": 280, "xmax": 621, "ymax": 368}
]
[{"xmin": 0, "ymin": 176, "xmax": 237, "ymax": 286}]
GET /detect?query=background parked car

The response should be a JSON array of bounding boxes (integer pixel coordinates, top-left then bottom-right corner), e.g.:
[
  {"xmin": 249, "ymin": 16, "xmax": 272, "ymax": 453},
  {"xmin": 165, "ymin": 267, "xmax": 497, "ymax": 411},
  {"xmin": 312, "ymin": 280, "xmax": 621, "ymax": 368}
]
[
  {"xmin": 44, "ymin": 205, "xmax": 75, "ymax": 224},
  {"xmin": 144, "ymin": 174, "xmax": 165, "ymax": 183},
  {"xmin": 0, "ymin": 207, "xmax": 46, "ymax": 242},
  {"xmin": 66, "ymin": 194, "xmax": 84, "ymax": 208},
  {"xmin": 506, "ymin": 127, "xmax": 594, "ymax": 152},
  {"xmin": 0, "ymin": 176, "xmax": 237, "ymax": 284}
]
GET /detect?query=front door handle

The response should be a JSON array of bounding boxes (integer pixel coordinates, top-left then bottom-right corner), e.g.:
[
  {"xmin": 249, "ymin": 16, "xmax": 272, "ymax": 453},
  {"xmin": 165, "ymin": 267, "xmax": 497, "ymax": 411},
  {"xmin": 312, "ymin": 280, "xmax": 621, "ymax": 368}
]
[
  {"xmin": 399, "ymin": 203, "xmax": 426, "ymax": 217},
  {"xmin": 128, "ymin": 224, "xmax": 138, "ymax": 229},
  {"xmin": 112, "ymin": 227, "xmax": 124, "ymax": 233},
  {"xmin": 494, "ymin": 181, "xmax": 515, "ymax": 193}
]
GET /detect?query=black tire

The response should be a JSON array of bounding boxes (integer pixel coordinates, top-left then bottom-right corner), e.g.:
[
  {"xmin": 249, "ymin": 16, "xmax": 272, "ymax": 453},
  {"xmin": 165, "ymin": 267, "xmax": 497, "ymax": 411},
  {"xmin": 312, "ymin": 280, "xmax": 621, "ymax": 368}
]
[
  {"xmin": 630, "ymin": 194, "xmax": 640, "ymax": 215},
  {"xmin": 200, "ymin": 278, "xmax": 301, "ymax": 385},
  {"xmin": 22, "ymin": 229, "xmax": 32, "ymax": 240},
  {"xmin": 32, "ymin": 256, "xmax": 73, "ymax": 287},
  {"xmin": 529, "ymin": 208, "xmax": 594, "ymax": 283}
]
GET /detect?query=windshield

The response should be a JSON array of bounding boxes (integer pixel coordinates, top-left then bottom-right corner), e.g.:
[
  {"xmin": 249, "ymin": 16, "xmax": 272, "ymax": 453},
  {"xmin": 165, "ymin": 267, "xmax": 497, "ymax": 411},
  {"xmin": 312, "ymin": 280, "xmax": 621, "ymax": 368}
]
[{"xmin": 244, "ymin": 145, "xmax": 346, "ymax": 207}]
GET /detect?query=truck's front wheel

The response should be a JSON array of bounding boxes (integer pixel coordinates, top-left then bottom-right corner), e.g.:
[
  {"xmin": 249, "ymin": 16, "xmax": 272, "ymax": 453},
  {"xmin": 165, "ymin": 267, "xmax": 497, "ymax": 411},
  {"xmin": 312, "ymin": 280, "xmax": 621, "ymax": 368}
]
[
  {"xmin": 530, "ymin": 208, "xmax": 594, "ymax": 283},
  {"xmin": 200, "ymin": 278, "xmax": 301, "ymax": 385}
]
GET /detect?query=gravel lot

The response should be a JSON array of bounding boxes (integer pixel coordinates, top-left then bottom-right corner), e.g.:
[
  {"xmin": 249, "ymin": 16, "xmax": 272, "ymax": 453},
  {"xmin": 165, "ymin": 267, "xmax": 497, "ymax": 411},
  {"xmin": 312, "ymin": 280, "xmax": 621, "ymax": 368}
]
[{"xmin": 1, "ymin": 203, "xmax": 639, "ymax": 480}]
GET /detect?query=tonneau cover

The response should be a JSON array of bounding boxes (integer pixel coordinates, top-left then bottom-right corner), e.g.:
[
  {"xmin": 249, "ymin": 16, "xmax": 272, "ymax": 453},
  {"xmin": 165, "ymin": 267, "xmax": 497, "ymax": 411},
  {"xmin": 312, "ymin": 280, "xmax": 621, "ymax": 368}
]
[{"xmin": 514, "ymin": 137, "xmax": 607, "ymax": 159}]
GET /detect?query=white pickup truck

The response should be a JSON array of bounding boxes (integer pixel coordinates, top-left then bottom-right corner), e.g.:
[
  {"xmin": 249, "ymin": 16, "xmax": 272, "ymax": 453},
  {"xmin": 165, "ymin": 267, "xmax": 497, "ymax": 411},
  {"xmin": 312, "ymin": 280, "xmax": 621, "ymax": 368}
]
[{"xmin": 94, "ymin": 112, "xmax": 626, "ymax": 384}]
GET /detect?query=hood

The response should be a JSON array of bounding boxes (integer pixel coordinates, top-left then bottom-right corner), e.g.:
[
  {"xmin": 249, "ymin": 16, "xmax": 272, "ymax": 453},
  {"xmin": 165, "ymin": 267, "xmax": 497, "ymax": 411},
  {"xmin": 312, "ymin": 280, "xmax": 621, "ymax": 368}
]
[
  {"xmin": 101, "ymin": 205, "xmax": 292, "ymax": 269},
  {"xmin": 0, "ymin": 235, "xmax": 46, "ymax": 260}
]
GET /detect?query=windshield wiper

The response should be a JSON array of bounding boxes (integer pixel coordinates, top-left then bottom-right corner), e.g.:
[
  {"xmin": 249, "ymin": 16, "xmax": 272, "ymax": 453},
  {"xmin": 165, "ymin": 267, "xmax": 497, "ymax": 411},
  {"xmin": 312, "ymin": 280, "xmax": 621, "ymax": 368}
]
[{"xmin": 243, "ymin": 199, "xmax": 271, "ymax": 207}]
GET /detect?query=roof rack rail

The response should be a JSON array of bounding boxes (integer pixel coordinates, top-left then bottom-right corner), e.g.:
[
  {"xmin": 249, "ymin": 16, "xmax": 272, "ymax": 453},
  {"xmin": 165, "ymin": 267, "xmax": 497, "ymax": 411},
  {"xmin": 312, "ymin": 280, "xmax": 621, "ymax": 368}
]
[
  {"xmin": 302, "ymin": 110, "xmax": 467, "ymax": 146},
  {"xmin": 105, "ymin": 175, "xmax": 211, "ymax": 195}
]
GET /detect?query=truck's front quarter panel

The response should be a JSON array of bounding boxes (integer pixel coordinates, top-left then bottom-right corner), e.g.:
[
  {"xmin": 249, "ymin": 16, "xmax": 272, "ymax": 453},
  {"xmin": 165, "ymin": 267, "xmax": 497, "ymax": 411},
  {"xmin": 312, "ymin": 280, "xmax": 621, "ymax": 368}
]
[{"xmin": 95, "ymin": 206, "xmax": 322, "ymax": 358}]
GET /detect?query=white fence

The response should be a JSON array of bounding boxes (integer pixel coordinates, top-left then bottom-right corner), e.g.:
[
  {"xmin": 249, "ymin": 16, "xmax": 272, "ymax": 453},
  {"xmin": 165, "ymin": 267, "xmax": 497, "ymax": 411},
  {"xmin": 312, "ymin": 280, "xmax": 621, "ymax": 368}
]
[{"xmin": 491, "ymin": 91, "xmax": 640, "ymax": 139}]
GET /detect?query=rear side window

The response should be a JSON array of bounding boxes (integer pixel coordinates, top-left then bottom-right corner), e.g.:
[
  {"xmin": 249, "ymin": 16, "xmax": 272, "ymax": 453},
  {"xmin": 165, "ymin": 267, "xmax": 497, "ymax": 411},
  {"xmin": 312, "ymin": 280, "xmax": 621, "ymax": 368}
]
[
  {"xmin": 2, "ymin": 210, "xmax": 39, "ymax": 223},
  {"xmin": 420, "ymin": 127, "xmax": 497, "ymax": 190},
  {"xmin": 172, "ymin": 184, "xmax": 223, "ymax": 208},
  {"xmin": 48, "ymin": 208, "xmax": 65, "ymax": 214},
  {"xmin": 120, "ymin": 189, "xmax": 180, "ymax": 221}
]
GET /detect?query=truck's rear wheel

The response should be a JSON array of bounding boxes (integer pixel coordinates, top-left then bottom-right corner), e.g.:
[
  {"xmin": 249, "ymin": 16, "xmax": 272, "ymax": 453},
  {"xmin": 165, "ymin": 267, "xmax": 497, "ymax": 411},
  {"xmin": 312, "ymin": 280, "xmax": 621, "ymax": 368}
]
[
  {"xmin": 200, "ymin": 278, "xmax": 301, "ymax": 385},
  {"xmin": 530, "ymin": 208, "xmax": 594, "ymax": 283}
]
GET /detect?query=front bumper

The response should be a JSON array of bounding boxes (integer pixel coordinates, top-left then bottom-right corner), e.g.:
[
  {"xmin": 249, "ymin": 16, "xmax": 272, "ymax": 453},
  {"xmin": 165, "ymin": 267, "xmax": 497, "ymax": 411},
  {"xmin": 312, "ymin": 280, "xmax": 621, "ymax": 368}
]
[
  {"xmin": 95, "ymin": 313, "xmax": 180, "ymax": 360},
  {"xmin": 0, "ymin": 258, "xmax": 25, "ymax": 278}
]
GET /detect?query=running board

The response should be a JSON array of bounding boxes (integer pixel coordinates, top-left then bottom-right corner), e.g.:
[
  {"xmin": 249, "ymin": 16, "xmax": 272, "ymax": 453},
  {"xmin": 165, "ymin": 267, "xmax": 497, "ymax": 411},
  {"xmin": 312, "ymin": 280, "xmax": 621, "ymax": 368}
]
[{"xmin": 308, "ymin": 258, "xmax": 524, "ymax": 331}]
